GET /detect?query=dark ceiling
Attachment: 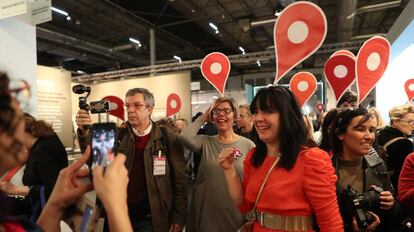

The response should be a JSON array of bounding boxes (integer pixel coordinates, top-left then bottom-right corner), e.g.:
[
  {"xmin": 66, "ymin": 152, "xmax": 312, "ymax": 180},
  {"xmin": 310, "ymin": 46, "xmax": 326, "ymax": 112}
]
[{"xmin": 36, "ymin": 0, "xmax": 409, "ymax": 79}]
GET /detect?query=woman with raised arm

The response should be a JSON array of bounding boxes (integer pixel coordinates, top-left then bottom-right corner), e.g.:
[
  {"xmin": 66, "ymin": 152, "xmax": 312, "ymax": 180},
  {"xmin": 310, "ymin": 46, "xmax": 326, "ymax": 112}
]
[{"xmin": 180, "ymin": 97, "xmax": 255, "ymax": 232}]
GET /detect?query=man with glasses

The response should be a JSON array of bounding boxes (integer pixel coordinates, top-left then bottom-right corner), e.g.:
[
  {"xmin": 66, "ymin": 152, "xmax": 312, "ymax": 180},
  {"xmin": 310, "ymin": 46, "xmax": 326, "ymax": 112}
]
[
  {"xmin": 235, "ymin": 104, "xmax": 257, "ymax": 142},
  {"xmin": 76, "ymin": 88, "xmax": 187, "ymax": 232},
  {"xmin": 378, "ymin": 104, "xmax": 414, "ymax": 194}
]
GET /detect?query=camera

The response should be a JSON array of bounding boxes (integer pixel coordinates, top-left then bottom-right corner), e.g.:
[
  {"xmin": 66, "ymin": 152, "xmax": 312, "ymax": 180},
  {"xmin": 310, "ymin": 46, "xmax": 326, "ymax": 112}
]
[
  {"xmin": 343, "ymin": 185, "xmax": 383, "ymax": 230},
  {"xmin": 72, "ymin": 84, "xmax": 91, "ymax": 111},
  {"xmin": 72, "ymin": 84, "xmax": 117, "ymax": 114}
]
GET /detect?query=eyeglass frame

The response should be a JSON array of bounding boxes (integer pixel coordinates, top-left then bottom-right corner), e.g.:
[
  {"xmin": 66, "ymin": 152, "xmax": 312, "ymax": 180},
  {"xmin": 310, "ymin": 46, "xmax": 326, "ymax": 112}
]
[
  {"xmin": 124, "ymin": 102, "xmax": 149, "ymax": 110},
  {"xmin": 7, "ymin": 79, "xmax": 31, "ymax": 97},
  {"xmin": 211, "ymin": 107, "xmax": 233, "ymax": 116},
  {"xmin": 398, "ymin": 119, "xmax": 414, "ymax": 126}
]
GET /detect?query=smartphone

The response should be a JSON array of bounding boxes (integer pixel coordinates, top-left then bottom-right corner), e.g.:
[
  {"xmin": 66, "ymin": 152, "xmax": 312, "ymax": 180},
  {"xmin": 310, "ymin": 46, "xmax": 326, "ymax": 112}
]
[
  {"xmin": 90, "ymin": 123, "xmax": 117, "ymax": 169},
  {"xmin": 79, "ymin": 204, "xmax": 93, "ymax": 232}
]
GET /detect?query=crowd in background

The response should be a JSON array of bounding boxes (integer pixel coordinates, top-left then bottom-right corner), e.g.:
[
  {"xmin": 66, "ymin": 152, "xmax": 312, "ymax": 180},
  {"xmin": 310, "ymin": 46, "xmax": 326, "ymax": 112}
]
[{"xmin": 1, "ymin": 70, "xmax": 414, "ymax": 232}]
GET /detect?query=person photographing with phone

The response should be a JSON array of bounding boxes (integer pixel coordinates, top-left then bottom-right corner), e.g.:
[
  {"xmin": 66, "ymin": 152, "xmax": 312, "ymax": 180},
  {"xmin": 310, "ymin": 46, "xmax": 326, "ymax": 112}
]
[{"xmin": 76, "ymin": 87, "xmax": 187, "ymax": 232}]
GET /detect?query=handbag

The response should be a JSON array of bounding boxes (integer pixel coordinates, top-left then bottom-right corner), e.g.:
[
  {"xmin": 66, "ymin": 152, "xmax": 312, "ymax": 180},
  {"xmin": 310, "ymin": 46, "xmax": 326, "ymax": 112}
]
[{"xmin": 237, "ymin": 156, "xmax": 280, "ymax": 232}]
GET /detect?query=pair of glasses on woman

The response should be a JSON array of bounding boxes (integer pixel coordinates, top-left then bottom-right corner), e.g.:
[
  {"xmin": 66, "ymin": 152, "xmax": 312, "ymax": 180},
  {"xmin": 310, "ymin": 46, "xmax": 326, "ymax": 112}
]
[
  {"xmin": 399, "ymin": 119, "xmax": 414, "ymax": 126},
  {"xmin": 211, "ymin": 108, "xmax": 233, "ymax": 115},
  {"xmin": 8, "ymin": 79, "xmax": 31, "ymax": 112}
]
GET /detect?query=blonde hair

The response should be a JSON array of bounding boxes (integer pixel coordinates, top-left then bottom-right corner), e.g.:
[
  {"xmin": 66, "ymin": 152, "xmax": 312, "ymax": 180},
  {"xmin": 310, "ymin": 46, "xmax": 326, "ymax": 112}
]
[
  {"xmin": 368, "ymin": 107, "xmax": 386, "ymax": 129},
  {"xmin": 303, "ymin": 115, "xmax": 314, "ymax": 141},
  {"xmin": 239, "ymin": 104, "xmax": 251, "ymax": 116},
  {"xmin": 209, "ymin": 97, "xmax": 239, "ymax": 120},
  {"xmin": 389, "ymin": 104, "xmax": 414, "ymax": 123}
]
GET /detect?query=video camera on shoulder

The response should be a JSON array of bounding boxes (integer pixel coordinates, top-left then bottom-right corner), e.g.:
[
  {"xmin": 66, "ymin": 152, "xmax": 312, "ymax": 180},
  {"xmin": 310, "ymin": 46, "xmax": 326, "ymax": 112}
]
[
  {"xmin": 343, "ymin": 185, "xmax": 383, "ymax": 230},
  {"xmin": 72, "ymin": 84, "xmax": 117, "ymax": 114}
]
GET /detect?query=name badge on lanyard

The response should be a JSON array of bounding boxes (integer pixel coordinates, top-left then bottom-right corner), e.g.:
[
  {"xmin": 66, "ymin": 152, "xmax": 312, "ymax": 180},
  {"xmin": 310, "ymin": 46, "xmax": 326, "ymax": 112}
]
[{"xmin": 153, "ymin": 150, "xmax": 166, "ymax": 176}]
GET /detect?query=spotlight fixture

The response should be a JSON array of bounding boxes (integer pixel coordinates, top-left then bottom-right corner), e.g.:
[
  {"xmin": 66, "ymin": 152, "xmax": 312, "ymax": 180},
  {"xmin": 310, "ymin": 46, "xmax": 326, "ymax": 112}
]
[
  {"xmin": 173, "ymin": 55, "xmax": 182, "ymax": 62},
  {"xmin": 51, "ymin": 7, "xmax": 68, "ymax": 16},
  {"xmin": 257, "ymin": 60, "xmax": 261, "ymax": 67},
  {"xmin": 239, "ymin": 46, "xmax": 245, "ymax": 55},
  {"xmin": 129, "ymin": 38, "xmax": 142, "ymax": 47},
  {"xmin": 209, "ymin": 22, "xmax": 220, "ymax": 34}
]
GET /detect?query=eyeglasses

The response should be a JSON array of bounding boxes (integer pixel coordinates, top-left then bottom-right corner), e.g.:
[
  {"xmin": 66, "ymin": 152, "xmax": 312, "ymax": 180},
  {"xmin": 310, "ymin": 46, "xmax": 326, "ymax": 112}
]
[
  {"xmin": 399, "ymin": 119, "xmax": 414, "ymax": 126},
  {"xmin": 212, "ymin": 108, "xmax": 233, "ymax": 115},
  {"xmin": 124, "ymin": 102, "xmax": 148, "ymax": 110},
  {"xmin": 8, "ymin": 79, "xmax": 31, "ymax": 112}
]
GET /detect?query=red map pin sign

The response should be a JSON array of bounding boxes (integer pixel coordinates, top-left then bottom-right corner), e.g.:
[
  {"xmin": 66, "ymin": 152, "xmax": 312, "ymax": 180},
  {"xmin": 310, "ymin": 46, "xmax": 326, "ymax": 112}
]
[
  {"xmin": 166, "ymin": 93, "xmax": 182, "ymax": 117},
  {"xmin": 356, "ymin": 36, "xmax": 390, "ymax": 104},
  {"xmin": 324, "ymin": 54, "xmax": 356, "ymax": 103},
  {"xmin": 316, "ymin": 102, "xmax": 324, "ymax": 113},
  {"xmin": 274, "ymin": 1, "xmax": 327, "ymax": 83},
  {"xmin": 404, "ymin": 79, "xmax": 414, "ymax": 102},
  {"xmin": 289, "ymin": 72, "xmax": 317, "ymax": 107},
  {"xmin": 201, "ymin": 52, "xmax": 231, "ymax": 96},
  {"xmin": 102, "ymin": 96, "xmax": 124, "ymax": 121},
  {"xmin": 331, "ymin": 50, "xmax": 355, "ymax": 58}
]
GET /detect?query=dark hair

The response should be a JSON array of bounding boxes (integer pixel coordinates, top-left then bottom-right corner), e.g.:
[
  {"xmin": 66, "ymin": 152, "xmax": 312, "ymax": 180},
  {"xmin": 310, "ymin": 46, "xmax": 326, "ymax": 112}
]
[
  {"xmin": 250, "ymin": 86, "xmax": 311, "ymax": 170},
  {"xmin": 336, "ymin": 91, "xmax": 357, "ymax": 108},
  {"xmin": 24, "ymin": 113, "xmax": 55, "ymax": 138},
  {"xmin": 319, "ymin": 109, "xmax": 340, "ymax": 152},
  {"xmin": 0, "ymin": 72, "xmax": 13, "ymax": 134},
  {"xmin": 329, "ymin": 108, "xmax": 372, "ymax": 157}
]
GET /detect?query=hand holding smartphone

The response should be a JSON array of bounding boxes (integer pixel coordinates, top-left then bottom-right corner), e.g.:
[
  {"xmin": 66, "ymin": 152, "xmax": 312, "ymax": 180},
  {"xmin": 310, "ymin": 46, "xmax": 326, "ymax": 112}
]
[{"xmin": 90, "ymin": 123, "xmax": 117, "ymax": 169}]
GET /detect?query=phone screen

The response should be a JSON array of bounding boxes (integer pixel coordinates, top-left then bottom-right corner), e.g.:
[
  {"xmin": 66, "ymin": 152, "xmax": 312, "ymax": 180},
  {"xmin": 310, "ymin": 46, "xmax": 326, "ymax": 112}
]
[{"xmin": 91, "ymin": 124, "xmax": 116, "ymax": 168}]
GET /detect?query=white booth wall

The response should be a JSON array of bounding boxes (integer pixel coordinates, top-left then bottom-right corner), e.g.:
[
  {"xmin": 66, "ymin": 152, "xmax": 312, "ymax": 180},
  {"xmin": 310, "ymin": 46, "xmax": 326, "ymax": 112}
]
[
  {"xmin": 71, "ymin": 71, "xmax": 192, "ymax": 132},
  {"xmin": 0, "ymin": 18, "xmax": 37, "ymax": 115}
]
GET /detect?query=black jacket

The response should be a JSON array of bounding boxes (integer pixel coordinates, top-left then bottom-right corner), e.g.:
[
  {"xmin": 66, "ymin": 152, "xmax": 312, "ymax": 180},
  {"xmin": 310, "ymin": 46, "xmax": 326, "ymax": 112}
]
[
  {"xmin": 333, "ymin": 154, "xmax": 404, "ymax": 232},
  {"xmin": 22, "ymin": 134, "xmax": 68, "ymax": 201},
  {"xmin": 378, "ymin": 126, "xmax": 413, "ymax": 194}
]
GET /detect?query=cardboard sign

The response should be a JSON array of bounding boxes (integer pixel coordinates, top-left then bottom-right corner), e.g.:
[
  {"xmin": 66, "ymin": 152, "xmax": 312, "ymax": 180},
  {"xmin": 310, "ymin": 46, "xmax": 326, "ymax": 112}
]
[
  {"xmin": 356, "ymin": 36, "xmax": 390, "ymax": 104},
  {"xmin": 274, "ymin": 1, "xmax": 327, "ymax": 83},
  {"xmin": 166, "ymin": 93, "xmax": 182, "ymax": 117},
  {"xmin": 324, "ymin": 54, "xmax": 356, "ymax": 103},
  {"xmin": 201, "ymin": 52, "xmax": 230, "ymax": 96},
  {"xmin": 289, "ymin": 72, "xmax": 317, "ymax": 107},
  {"xmin": 404, "ymin": 79, "xmax": 414, "ymax": 102},
  {"xmin": 102, "ymin": 96, "xmax": 124, "ymax": 121}
]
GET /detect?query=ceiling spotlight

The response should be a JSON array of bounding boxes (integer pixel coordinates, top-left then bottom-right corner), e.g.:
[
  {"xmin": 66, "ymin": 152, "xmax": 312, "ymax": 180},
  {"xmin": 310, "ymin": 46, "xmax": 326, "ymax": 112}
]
[
  {"xmin": 257, "ymin": 60, "xmax": 261, "ymax": 67},
  {"xmin": 173, "ymin": 55, "xmax": 182, "ymax": 62},
  {"xmin": 66, "ymin": 16, "xmax": 71, "ymax": 21},
  {"xmin": 239, "ymin": 46, "xmax": 245, "ymax": 55},
  {"xmin": 209, "ymin": 22, "xmax": 218, "ymax": 30},
  {"xmin": 129, "ymin": 38, "xmax": 142, "ymax": 47},
  {"xmin": 191, "ymin": 9, "xmax": 196, "ymax": 13},
  {"xmin": 51, "ymin": 6, "xmax": 69, "ymax": 16},
  {"xmin": 77, "ymin": 70, "xmax": 85, "ymax": 74},
  {"xmin": 275, "ymin": 11, "xmax": 281, "ymax": 17}
]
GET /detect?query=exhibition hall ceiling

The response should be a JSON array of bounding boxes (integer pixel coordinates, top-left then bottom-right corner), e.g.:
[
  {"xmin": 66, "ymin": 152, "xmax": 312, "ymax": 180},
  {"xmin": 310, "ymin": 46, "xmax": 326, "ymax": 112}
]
[{"xmin": 36, "ymin": 0, "xmax": 408, "ymax": 78}]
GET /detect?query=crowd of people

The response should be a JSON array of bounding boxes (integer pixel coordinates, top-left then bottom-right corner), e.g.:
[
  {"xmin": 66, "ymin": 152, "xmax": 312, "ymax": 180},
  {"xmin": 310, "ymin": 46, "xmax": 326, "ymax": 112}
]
[{"xmin": 1, "ymin": 70, "xmax": 414, "ymax": 232}]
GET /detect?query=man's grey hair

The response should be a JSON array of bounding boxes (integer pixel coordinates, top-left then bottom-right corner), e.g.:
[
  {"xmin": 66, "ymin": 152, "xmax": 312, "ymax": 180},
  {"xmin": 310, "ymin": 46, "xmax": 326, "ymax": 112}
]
[{"xmin": 125, "ymin": 88, "xmax": 155, "ymax": 108}]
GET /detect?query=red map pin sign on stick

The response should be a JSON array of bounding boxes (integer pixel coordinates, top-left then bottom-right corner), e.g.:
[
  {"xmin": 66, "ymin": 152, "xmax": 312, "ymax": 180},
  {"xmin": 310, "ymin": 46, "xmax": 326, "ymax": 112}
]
[
  {"xmin": 201, "ymin": 52, "xmax": 231, "ymax": 96},
  {"xmin": 356, "ymin": 36, "xmax": 390, "ymax": 104},
  {"xmin": 316, "ymin": 102, "xmax": 324, "ymax": 113},
  {"xmin": 331, "ymin": 50, "xmax": 355, "ymax": 58},
  {"xmin": 289, "ymin": 72, "xmax": 317, "ymax": 107},
  {"xmin": 102, "ymin": 95, "xmax": 125, "ymax": 121},
  {"xmin": 166, "ymin": 93, "xmax": 182, "ymax": 117},
  {"xmin": 404, "ymin": 79, "xmax": 414, "ymax": 102},
  {"xmin": 324, "ymin": 54, "xmax": 356, "ymax": 103},
  {"xmin": 274, "ymin": 1, "xmax": 327, "ymax": 83}
]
